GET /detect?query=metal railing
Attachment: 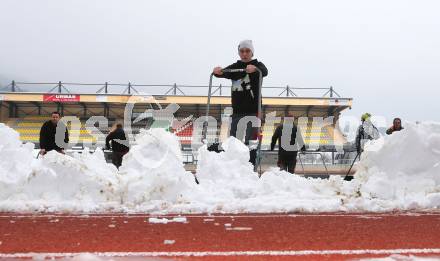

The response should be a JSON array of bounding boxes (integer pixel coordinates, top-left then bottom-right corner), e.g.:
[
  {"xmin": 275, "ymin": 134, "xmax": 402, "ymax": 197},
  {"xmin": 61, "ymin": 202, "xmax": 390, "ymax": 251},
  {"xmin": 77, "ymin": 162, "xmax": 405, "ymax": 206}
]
[{"xmin": 0, "ymin": 81, "xmax": 342, "ymax": 98}]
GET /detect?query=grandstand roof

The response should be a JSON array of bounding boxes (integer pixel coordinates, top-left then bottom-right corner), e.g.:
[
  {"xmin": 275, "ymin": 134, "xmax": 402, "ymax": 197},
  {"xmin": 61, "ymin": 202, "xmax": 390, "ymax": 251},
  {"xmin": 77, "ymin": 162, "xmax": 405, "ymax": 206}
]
[
  {"xmin": 0, "ymin": 92, "xmax": 352, "ymax": 108},
  {"xmin": 1, "ymin": 81, "xmax": 353, "ymax": 121}
]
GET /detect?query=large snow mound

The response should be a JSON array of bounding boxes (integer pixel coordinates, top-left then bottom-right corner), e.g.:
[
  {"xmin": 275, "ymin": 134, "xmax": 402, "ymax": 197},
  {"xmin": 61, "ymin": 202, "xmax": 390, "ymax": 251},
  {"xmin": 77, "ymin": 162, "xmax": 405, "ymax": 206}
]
[
  {"xmin": 0, "ymin": 122, "xmax": 439, "ymax": 213},
  {"xmin": 353, "ymin": 122, "xmax": 440, "ymax": 210}
]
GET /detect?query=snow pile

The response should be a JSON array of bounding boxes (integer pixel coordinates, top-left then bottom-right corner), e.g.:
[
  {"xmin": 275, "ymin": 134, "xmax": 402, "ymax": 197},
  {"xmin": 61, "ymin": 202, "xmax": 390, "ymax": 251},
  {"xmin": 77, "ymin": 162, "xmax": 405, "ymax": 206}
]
[
  {"xmin": 351, "ymin": 122, "xmax": 440, "ymax": 210},
  {"xmin": 0, "ymin": 124, "xmax": 121, "ymax": 212},
  {"xmin": 0, "ymin": 125, "xmax": 200, "ymax": 212},
  {"xmin": 195, "ymin": 137, "xmax": 261, "ymax": 212},
  {"xmin": 195, "ymin": 137, "xmax": 345, "ymax": 212},
  {"xmin": 0, "ymin": 122, "xmax": 439, "ymax": 213},
  {"xmin": 193, "ymin": 122, "xmax": 440, "ymax": 212},
  {"xmin": 118, "ymin": 128, "xmax": 199, "ymax": 212}
]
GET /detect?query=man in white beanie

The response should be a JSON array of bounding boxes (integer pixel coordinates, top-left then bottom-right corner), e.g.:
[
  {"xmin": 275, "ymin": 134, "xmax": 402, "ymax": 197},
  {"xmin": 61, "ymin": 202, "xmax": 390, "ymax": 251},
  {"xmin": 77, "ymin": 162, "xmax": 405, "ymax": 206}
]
[{"xmin": 213, "ymin": 39, "xmax": 268, "ymax": 165}]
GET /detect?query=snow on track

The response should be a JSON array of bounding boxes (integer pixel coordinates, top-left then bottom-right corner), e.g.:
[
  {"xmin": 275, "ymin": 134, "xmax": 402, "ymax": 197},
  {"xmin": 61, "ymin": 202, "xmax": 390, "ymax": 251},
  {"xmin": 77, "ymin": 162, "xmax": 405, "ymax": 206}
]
[{"xmin": 1, "ymin": 122, "xmax": 440, "ymax": 213}]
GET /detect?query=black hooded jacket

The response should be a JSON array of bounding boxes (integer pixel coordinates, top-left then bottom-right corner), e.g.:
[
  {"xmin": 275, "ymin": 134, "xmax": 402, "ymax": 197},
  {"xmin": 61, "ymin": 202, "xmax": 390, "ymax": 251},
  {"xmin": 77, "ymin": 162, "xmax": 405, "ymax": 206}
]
[
  {"xmin": 39, "ymin": 120, "xmax": 69, "ymax": 151},
  {"xmin": 271, "ymin": 124, "xmax": 305, "ymax": 156},
  {"xmin": 106, "ymin": 128, "xmax": 129, "ymax": 153},
  {"xmin": 214, "ymin": 59, "xmax": 268, "ymax": 114}
]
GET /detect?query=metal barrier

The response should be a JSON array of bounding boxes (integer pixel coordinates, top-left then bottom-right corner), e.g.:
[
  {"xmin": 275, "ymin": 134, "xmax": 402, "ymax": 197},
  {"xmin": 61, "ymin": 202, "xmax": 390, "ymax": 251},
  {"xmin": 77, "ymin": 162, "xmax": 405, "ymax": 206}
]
[
  {"xmin": 1, "ymin": 81, "xmax": 342, "ymax": 98},
  {"xmin": 298, "ymin": 151, "xmax": 329, "ymax": 175}
]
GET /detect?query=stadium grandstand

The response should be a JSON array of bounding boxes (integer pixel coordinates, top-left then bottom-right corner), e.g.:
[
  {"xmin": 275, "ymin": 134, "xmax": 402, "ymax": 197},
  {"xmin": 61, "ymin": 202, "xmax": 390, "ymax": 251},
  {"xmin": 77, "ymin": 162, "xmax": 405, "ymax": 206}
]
[{"xmin": 0, "ymin": 81, "xmax": 356, "ymax": 176}]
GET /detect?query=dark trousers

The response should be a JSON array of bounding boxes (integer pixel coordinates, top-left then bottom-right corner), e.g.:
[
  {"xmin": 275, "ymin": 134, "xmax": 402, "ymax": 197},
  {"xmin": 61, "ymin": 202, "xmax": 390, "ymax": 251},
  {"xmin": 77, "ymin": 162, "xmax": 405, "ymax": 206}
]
[
  {"xmin": 112, "ymin": 151, "xmax": 127, "ymax": 168},
  {"xmin": 278, "ymin": 152, "xmax": 298, "ymax": 174},
  {"xmin": 229, "ymin": 114, "xmax": 258, "ymax": 145},
  {"xmin": 229, "ymin": 114, "xmax": 258, "ymax": 165}
]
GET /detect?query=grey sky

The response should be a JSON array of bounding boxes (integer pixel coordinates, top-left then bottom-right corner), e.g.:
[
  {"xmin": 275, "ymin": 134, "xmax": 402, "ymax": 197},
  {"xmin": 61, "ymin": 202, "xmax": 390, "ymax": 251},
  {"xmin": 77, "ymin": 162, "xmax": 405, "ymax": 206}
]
[{"xmin": 1, "ymin": 0, "xmax": 439, "ymax": 122}]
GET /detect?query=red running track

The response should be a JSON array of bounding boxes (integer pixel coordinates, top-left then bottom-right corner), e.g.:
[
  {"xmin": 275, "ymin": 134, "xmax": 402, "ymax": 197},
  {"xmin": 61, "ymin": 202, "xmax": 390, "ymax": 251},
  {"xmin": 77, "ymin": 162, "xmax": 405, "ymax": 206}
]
[{"xmin": 1, "ymin": 212, "xmax": 440, "ymax": 260}]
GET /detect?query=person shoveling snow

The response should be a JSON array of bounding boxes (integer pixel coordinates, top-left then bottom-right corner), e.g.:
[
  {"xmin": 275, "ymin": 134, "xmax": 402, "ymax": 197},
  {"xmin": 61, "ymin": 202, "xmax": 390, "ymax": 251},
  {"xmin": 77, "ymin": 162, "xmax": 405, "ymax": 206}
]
[{"xmin": 212, "ymin": 39, "xmax": 268, "ymax": 167}]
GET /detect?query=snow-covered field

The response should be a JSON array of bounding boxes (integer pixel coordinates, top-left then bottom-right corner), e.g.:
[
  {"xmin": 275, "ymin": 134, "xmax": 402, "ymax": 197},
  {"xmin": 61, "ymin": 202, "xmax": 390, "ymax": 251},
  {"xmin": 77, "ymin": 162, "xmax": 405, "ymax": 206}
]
[{"xmin": 0, "ymin": 122, "xmax": 439, "ymax": 213}]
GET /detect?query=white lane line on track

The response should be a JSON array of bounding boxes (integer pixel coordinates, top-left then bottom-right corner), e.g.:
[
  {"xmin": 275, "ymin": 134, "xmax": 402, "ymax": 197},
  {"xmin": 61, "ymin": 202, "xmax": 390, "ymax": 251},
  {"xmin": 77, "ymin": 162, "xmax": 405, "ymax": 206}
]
[
  {"xmin": 1, "ymin": 249, "xmax": 440, "ymax": 258},
  {"xmin": 1, "ymin": 213, "xmax": 440, "ymax": 219}
]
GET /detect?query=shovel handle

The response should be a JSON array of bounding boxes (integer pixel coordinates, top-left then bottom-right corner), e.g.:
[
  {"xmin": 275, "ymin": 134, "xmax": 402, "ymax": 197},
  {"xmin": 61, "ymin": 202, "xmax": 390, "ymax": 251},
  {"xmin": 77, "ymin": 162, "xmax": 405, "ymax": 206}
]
[{"xmin": 222, "ymin": 69, "xmax": 246, "ymax": 73}]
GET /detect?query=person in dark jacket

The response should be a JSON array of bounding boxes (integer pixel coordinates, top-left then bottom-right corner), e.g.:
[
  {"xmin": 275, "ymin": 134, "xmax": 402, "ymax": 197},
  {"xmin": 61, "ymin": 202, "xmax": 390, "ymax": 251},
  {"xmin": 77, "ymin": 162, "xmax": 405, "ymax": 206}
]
[
  {"xmin": 270, "ymin": 120, "xmax": 305, "ymax": 174},
  {"xmin": 39, "ymin": 111, "xmax": 69, "ymax": 155},
  {"xmin": 386, "ymin": 118, "xmax": 404, "ymax": 135},
  {"xmin": 355, "ymin": 113, "xmax": 380, "ymax": 154},
  {"xmin": 106, "ymin": 123, "xmax": 129, "ymax": 168},
  {"xmin": 213, "ymin": 40, "xmax": 268, "ymax": 165}
]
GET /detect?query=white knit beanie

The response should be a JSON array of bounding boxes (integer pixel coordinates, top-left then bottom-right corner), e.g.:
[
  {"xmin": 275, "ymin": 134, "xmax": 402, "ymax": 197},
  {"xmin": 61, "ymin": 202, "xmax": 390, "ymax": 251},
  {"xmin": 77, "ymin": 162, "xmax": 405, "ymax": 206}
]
[{"xmin": 238, "ymin": 40, "xmax": 254, "ymax": 55}]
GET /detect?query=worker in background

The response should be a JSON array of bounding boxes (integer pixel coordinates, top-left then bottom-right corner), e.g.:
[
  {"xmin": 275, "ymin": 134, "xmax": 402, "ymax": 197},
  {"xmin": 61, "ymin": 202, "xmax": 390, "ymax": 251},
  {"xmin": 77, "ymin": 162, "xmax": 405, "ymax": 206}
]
[
  {"xmin": 355, "ymin": 113, "xmax": 380, "ymax": 154},
  {"xmin": 386, "ymin": 118, "xmax": 404, "ymax": 135},
  {"xmin": 270, "ymin": 117, "xmax": 305, "ymax": 174},
  {"xmin": 39, "ymin": 111, "xmax": 69, "ymax": 155},
  {"xmin": 106, "ymin": 123, "xmax": 129, "ymax": 168}
]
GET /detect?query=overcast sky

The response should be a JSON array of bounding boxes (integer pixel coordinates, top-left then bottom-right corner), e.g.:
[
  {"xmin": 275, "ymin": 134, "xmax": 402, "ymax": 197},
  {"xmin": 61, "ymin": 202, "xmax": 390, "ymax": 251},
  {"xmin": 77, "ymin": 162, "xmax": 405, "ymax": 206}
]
[{"xmin": 1, "ymin": 0, "xmax": 439, "ymax": 122}]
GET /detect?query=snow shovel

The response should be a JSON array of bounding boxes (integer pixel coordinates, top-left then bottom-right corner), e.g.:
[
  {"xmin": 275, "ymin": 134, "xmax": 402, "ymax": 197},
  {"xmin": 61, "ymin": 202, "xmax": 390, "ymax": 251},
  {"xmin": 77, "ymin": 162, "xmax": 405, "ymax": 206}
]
[
  {"xmin": 344, "ymin": 152, "xmax": 360, "ymax": 181},
  {"xmin": 204, "ymin": 68, "xmax": 264, "ymax": 174}
]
